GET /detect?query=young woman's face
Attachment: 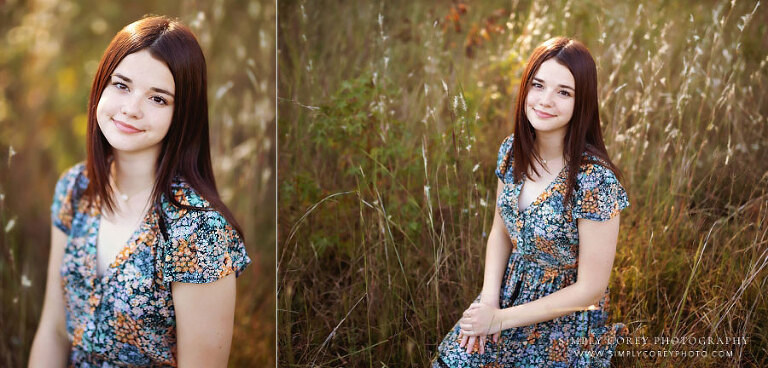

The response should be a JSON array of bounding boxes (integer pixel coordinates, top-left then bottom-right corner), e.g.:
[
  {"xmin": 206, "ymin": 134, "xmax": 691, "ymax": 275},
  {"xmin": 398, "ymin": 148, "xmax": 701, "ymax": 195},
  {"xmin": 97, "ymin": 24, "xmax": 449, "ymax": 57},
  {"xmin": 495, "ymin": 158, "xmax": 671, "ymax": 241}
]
[
  {"xmin": 96, "ymin": 49, "xmax": 175, "ymax": 157},
  {"xmin": 524, "ymin": 58, "xmax": 575, "ymax": 137}
]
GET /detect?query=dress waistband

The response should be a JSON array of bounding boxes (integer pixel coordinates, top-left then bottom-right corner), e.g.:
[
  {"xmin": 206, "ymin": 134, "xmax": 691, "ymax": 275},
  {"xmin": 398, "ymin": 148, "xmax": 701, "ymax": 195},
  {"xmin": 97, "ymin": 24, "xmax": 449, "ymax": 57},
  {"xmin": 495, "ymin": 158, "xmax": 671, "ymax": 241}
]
[{"xmin": 510, "ymin": 252, "xmax": 578, "ymax": 271}]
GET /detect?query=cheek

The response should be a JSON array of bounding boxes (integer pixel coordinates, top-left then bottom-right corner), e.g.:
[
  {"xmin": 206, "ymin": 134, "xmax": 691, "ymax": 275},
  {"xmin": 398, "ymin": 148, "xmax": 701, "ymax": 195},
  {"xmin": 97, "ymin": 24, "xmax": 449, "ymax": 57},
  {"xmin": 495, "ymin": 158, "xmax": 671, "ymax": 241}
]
[
  {"xmin": 95, "ymin": 100, "xmax": 109, "ymax": 129},
  {"xmin": 95, "ymin": 95, "xmax": 107, "ymax": 117},
  {"xmin": 562, "ymin": 99, "xmax": 575, "ymax": 117},
  {"xmin": 95, "ymin": 89, "xmax": 116, "ymax": 119},
  {"xmin": 154, "ymin": 109, "xmax": 174, "ymax": 136},
  {"xmin": 525, "ymin": 91, "xmax": 536, "ymax": 106}
]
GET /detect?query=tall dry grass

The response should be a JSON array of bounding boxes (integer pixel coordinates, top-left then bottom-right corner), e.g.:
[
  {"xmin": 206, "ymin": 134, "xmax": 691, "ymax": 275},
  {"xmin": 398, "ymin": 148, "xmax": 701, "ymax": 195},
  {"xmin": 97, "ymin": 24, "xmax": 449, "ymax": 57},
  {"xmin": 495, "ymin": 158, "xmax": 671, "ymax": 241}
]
[{"xmin": 278, "ymin": 0, "xmax": 767, "ymax": 366}]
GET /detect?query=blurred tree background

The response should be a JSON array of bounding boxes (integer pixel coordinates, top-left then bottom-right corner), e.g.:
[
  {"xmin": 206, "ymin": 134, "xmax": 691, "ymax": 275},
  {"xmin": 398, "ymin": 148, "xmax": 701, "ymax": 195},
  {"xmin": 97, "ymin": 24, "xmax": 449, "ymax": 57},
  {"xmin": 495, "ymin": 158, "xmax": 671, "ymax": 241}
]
[
  {"xmin": 0, "ymin": 0, "xmax": 275, "ymax": 366},
  {"xmin": 278, "ymin": 0, "xmax": 767, "ymax": 366}
]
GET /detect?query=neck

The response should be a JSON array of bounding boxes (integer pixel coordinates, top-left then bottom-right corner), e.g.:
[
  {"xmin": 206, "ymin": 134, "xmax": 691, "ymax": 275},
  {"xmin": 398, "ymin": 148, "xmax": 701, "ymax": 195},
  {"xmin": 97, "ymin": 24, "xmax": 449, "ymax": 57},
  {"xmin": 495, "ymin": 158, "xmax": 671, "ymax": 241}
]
[
  {"xmin": 111, "ymin": 148, "xmax": 159, "ymax": 195},
  {"xmin": 534, "ymin": 131, "xmax": 566, "ymax": 161}
]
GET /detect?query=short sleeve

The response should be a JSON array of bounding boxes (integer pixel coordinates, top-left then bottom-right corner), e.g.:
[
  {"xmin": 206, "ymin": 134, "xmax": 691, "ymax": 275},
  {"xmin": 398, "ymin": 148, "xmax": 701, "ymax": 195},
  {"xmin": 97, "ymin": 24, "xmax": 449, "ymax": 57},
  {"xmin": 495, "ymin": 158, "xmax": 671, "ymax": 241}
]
[
  {"xmin": 161, "ymin": 208, "xmax": 251, "ymax": 284},
  {"xmin": 572, "ymin": 163, "xmax": 629, "ymax": 221},
  {"xmin": 494, "ymin": 135, "xmax": 514, "ymax": 183},
  {"xmin": 50, "ymin": 163, "xmax": 86, "ymax": 235}
]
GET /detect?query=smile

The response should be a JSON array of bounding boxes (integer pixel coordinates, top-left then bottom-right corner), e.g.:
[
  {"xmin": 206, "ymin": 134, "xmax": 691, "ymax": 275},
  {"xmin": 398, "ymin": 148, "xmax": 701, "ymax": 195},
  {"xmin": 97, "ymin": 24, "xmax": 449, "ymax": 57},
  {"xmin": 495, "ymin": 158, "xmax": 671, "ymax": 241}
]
[
  {"xmin": 112, "ymin": 118, "xmax": 144, "ymax": 134},
  {"xmin": 533, "ymin": 108, "xmax": 557, "ymax": 119}
]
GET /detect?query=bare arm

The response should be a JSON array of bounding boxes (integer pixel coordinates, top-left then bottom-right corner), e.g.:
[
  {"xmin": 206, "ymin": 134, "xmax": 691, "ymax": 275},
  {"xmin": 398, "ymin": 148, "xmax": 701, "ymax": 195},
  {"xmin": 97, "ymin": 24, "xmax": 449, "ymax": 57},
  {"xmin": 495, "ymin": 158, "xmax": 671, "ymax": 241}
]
[
  {"xmin": 28, "ymin": 226, "xmax": 70, "ymax": 367},
  {"xmin": 172, "ymin": 273, "xmax": 236, "ymax": 368},
  {"xmin": 459, "ymin": 180, "xmax": 514, "ymax": 353},
  {"xmin": 479, "ymin": 180, "xmax": 514, "ymax": 305},
  {"xmin": 461, "ymin": 214, "xmax": 621, "ymax": 334}
]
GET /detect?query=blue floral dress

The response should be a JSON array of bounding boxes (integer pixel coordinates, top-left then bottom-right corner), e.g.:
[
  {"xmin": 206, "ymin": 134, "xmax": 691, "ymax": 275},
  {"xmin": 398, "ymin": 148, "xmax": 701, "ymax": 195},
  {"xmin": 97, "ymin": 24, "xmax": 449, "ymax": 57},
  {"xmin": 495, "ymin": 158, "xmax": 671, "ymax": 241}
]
[
  {"xmin": 51, "ymin": 163, "xmax": 251, "ymax": 367},
  {"xmin": 434, "ymin": 135, "xmax": 629, "ymax": 367}
]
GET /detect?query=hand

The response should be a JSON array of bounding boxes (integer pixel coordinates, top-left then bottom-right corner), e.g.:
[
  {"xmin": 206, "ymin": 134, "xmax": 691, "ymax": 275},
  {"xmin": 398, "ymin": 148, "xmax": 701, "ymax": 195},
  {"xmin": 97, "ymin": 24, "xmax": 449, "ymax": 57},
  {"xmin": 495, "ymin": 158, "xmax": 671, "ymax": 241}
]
[
  {"xmin": 458, "ymin": 302, "xmax": 502, "ymax": 354},
  {"xmin": 458, "ymin": 330, "xmax": 499, "ymax": 355},
  {"xmin": 459, "ymin": 302, "xmax": 503, "ymax": 336}
]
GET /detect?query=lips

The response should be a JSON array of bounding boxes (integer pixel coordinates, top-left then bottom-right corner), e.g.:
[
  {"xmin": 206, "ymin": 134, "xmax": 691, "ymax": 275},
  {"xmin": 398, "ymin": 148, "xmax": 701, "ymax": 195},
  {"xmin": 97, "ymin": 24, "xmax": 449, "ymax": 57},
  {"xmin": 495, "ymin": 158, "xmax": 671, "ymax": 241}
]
[
  {"xmin": 533, "ymin": 108, "xmax": 556, "ymax": 119},
  {"xmin": 112, "ymin": 118, "xmax": 144, "ymax": 134}
]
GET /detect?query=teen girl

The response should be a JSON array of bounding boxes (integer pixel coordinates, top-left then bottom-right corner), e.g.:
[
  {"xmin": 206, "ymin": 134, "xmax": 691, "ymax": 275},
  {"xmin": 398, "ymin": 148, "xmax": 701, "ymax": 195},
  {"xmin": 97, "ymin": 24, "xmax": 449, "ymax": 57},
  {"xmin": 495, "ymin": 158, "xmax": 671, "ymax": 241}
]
[
  {"xmin": 434, "ymin": 37, "xmax": 629, "ymax": 367},
  {"xmin": 28, "ymin": 16, "xmax": 250, "ymax": 367}
]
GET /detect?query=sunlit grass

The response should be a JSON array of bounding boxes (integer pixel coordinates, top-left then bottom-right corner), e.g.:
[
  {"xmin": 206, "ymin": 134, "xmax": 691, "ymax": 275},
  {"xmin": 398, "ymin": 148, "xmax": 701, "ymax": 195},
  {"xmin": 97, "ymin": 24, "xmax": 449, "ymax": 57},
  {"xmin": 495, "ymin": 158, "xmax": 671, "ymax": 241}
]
[{"xmin": 278, "ymin": 0, "xmax": 767, "ymax": 366}]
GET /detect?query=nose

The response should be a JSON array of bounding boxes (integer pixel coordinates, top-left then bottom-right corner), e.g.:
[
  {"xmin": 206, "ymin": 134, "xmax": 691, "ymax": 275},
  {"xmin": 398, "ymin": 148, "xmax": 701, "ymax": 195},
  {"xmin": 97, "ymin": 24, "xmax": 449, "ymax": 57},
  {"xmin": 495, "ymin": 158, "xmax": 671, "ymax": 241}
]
[
  {"xmin": 120, "ymin": 94, "xmax": 143, "ymax": 119},
  {"xmin": 539, "ymin": 88, "xmax": 555, "ymax": 107}
]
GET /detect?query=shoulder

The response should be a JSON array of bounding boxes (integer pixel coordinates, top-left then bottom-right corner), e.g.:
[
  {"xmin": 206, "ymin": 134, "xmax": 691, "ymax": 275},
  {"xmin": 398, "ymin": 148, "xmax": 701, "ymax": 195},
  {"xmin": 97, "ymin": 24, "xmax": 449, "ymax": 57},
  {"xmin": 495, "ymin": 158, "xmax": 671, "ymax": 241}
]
[
  {"xmin": 159, "ymin": 178, "xmax": 239, "ymax": 239},
  {"xmin": 495, "ymin": 134, "xmax": 515, "ymax": 182},
  {"xmin": 576, "ymin": 154, "xmax": 621, "ymax": 190},
  {"xmin": 160, "ymin": 178, "xmax": 210, "ymax": 219},
  {"xmin": 54, "ymin": 162, "xmax": 88, "ymax": 195},
  {"xmin": 58, "ymin": 162, "xmax": 87, "ymax": 178},
  {"xmin": 51, "ymin": 162, "xmax": 89, "ymax": 233},
  {"xmin": 52, "ymin": 162, "xmax": 89, "ymax": 206},
  {"xmin": 571, "ymin": 154, "xmax": 629, "ymax": 220},
  {"xmin": 157, "ymin": 179, "xmax": 250, "ymax": 283},
  {"xmin": 495, "ymin": 134, "xmax": 514, "ymax": 167},
  {"xmin": 498, "ymin": 134, "xmax": 514, "ymax": 156}
]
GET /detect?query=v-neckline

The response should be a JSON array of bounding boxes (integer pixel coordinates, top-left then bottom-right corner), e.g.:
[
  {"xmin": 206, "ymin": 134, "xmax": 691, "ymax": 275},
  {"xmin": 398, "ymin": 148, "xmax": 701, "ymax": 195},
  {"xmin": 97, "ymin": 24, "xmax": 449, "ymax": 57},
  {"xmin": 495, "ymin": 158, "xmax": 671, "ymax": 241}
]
[
  {"xmin": 517, "ymin": 164, "xmax": 568, "ymax": 214},
  {"xmin": 92, "ymin": 206, "xmax": 153, "ymax": 283}
]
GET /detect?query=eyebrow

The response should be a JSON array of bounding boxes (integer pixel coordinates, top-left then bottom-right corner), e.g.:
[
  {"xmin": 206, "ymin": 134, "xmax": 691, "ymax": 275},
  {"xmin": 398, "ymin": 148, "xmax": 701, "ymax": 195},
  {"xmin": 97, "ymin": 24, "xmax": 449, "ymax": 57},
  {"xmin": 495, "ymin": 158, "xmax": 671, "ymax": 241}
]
[
  {"xmin": 532, "ymin": 77, "xmax": 574, "ymax": 91},
  {"xmin": 112, "ymin": 73, "xmax": 175, "ymax": 98}
]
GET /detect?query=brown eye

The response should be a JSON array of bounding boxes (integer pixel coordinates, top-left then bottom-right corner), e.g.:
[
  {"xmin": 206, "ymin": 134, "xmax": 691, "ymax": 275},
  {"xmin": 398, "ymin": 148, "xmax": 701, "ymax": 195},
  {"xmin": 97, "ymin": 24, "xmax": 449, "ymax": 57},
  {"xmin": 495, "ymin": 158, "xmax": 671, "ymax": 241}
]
[{"xmin": 151, "ymin": 96, "xmax": 168, "ymax": 105}]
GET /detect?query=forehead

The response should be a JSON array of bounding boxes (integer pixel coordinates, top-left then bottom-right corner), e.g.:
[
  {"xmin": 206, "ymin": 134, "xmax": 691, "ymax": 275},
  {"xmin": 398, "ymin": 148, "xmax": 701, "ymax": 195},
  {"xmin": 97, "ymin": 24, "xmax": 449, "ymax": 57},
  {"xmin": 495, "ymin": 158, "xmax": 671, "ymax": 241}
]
[
  {"xmin": 533, "ymin": 58, "xmax": 574, "ymax": 86},
  {"xmin": 113, "ymin": 49, "xmax": 175, "ymax": 93}
]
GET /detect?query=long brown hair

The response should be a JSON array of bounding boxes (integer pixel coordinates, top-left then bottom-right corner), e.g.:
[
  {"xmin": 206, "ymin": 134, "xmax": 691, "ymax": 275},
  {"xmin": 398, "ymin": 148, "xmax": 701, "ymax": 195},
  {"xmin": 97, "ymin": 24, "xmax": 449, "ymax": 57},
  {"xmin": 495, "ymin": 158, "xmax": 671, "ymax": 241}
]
[
  {"xmin": 501, "ymin": 36, "xmax": 622, "ymax": 207},
  {"xmin": 84, "ymin": 15, "xmax": 243, "ymax": 239}
]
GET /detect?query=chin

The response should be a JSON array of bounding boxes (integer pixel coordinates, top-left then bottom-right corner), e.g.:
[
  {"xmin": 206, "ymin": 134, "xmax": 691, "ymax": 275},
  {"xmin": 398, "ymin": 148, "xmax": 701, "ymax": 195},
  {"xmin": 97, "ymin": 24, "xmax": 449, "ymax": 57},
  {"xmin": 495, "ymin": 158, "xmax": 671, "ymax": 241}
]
[{"xmin": 102, "ymin": 137, "xmax": 158, "ymax": 155}]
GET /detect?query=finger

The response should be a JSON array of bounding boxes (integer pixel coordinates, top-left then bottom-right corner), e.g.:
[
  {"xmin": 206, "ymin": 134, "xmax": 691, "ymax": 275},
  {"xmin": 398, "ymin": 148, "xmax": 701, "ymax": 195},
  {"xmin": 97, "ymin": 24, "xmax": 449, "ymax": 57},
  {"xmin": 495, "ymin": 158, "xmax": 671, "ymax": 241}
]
[
  {"xmin": 466, "ymin": 336, "xmax": 476, "ymax": 354},
  {"xmin": 493, "ymin": 331, "xmax": 500, "ymax": 343},
  {"xmin": 459, "ymin": 333, "xmax": 468, "ymax": 348},
  {"xmin": 479, "ymin": 335, "xmax": 486, "ymax": 354},
  {"xmin": 459, "ymin": 321, "xmax": 471, "ymax": 332}
]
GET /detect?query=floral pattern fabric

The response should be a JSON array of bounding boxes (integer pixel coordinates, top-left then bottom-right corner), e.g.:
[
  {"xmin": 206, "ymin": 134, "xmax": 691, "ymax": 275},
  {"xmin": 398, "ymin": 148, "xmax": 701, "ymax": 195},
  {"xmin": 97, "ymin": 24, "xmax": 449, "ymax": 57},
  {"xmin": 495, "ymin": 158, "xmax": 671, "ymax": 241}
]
[
  {"xmin": 433, "ymin": 135, "xmax": 629, "ymax": 367},
  {"xmin": 51, "ymin": 163, "xmax": 250, "ymax": 367}
]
